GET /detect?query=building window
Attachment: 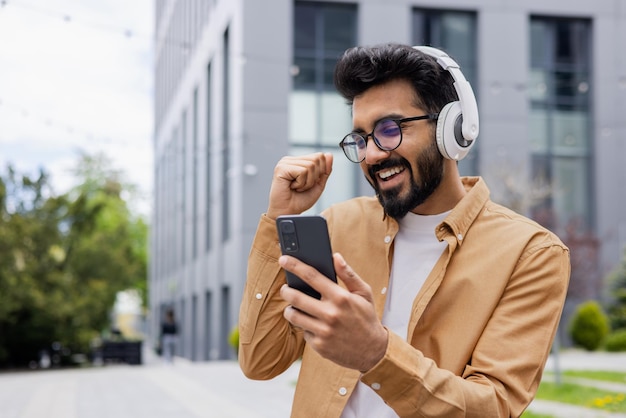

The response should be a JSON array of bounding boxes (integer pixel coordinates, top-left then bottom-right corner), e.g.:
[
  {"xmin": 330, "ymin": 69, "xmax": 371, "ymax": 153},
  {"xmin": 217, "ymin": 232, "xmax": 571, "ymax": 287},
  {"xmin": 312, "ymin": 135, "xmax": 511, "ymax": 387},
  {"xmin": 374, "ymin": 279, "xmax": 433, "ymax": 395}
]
[
  {"xmin": 204, "ymin": 290, "xmax": 213, "ymax": 360},
  {"xmin": 154, "ymin": 161, "xmax": 162, "ymax": 280},
  {"xmin": 222, "ymin": 28, "xmax": 231, "ymax": 242},
  {"xmin": 179, "ymin": 298, "xmax": 186, "ymax": 357},
  {"xmin": 181, "ymin": 108, "xmax": 187, "ymax": 265},
  {"xmin": 412, "ymin": 8, "xmax": 478, "ymax": 175},
  {"xmin": 168, "ymin": 132, "xmax": 176, "ymax": 275},
  {"xmin": 206, "ymin": 63, "xmax": 213, "ymax": 252},
  {"xmin": 291, "ymin": 2, "xmax": 357, "ymax": 213},
  {"xmin": 192, "ymin": 87, "xmax": 199, "ymax": 260},
  {"xmin": 191, "ymin": 294, "xmax": 198, "ymax": 361},
  {"xmin": 529, "ymin": 17, "xmax": 592, "ymax": 231},
  {"xmin": 220, "ymin": 286, "xmax": 231, "ymax": 359}
]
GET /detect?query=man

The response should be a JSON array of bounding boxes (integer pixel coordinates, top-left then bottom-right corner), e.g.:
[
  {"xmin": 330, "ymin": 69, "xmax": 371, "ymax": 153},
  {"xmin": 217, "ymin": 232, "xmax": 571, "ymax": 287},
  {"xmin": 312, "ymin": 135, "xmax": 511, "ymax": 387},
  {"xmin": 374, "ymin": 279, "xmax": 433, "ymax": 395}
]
[
  {"xmin": 160, "ymin": 308, "xmax": 178, "ymax": 363},
  {"xmin": 238, "ymin": 43, "xmax": 570, "ymax": 417}
]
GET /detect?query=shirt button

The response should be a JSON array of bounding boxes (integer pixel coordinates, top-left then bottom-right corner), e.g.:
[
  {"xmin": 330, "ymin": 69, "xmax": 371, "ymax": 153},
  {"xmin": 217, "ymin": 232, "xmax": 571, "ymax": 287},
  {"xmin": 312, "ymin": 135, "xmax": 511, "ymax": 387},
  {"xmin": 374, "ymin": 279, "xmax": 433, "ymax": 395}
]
[
  {"xmin": 255, "ymin": 293, "xmax": 262, "ymax": 300},
  {"xmin": 457, "ymin": 233, "xmax": 463, "ymax": 241},
  {"xmin": 371, "ymin": 382, "xmax": 381, "ymax": 390},
  {"xmin": 381, "ymin": 287, "xmax": 387, "ymax": 295},
  {"xmin": 384, "ymin": 235, "xmax": 391, "ymax": 243},
  {"xmin": 338, "ymin": 387, "xmax": 348, "ymax": 396}
]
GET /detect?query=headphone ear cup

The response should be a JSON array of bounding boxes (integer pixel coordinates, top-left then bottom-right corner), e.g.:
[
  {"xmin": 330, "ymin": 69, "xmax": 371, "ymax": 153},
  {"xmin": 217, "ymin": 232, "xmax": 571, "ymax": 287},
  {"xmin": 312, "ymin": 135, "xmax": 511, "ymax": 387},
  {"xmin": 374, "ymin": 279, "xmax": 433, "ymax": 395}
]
[{"xmin": 436, "ymin": 101, "xmax": 473, "ymax": 160}]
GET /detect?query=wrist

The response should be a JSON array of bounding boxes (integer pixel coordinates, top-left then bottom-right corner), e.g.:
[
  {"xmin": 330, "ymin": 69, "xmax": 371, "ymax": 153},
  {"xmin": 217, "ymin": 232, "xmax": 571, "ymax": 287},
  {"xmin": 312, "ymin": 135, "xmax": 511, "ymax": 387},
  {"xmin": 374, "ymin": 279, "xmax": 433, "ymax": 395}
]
[
  {"xmin": 360, "ymin": 327, "xmax": 389, "ymax": 373},
  {"xmin": 265, "ymin": 207, "xmax": 286, "ymax": 221}
]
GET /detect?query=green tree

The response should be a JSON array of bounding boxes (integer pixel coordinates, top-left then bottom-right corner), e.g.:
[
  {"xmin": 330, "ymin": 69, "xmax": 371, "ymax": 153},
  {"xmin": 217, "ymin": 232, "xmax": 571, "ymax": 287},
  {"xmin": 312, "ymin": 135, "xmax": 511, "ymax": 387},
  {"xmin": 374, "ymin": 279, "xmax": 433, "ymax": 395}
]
[
  {"xmin": 61, "ymin": 154, "xmax": 148, "ymax": 349},
  {"xmin": 0, "ymin": 152, "xmax": 148, "ymax": 367},
  {"xmin": 0, "ymin": 167, "xmax": 69, "ymax": 365}
]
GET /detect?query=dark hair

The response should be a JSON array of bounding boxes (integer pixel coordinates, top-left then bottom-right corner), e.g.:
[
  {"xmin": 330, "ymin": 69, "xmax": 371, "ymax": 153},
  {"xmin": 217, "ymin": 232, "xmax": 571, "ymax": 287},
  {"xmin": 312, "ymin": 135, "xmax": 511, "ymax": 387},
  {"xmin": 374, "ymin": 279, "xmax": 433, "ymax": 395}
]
[{"xmin": 333, "ymin": 43, "xmax": 458, "ymax": 114}]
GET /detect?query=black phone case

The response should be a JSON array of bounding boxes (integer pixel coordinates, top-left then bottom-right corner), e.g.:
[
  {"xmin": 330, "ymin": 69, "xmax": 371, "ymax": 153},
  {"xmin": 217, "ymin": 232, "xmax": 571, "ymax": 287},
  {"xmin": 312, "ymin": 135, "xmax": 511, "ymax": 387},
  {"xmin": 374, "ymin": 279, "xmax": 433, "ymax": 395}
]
[{"xmin": 276, "ymin": 215, "xmax": 336, "ymax": 299}]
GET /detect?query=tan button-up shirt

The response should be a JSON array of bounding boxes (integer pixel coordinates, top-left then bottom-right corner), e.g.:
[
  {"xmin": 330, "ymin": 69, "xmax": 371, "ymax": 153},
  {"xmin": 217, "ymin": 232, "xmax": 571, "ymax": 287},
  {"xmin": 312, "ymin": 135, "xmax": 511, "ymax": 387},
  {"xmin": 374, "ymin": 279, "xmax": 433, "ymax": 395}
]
[{"xmin": 239, "ymin": 177, "xmax": 570, "ymax": 418}]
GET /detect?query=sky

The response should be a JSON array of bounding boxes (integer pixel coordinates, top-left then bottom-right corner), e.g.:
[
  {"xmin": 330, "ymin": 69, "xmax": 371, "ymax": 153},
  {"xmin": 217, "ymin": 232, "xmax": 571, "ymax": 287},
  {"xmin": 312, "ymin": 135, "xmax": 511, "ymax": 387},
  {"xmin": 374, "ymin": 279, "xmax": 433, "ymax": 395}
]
[{"xmin": 0, "ymin": 0, "xmax": 153, "ymax": 215}]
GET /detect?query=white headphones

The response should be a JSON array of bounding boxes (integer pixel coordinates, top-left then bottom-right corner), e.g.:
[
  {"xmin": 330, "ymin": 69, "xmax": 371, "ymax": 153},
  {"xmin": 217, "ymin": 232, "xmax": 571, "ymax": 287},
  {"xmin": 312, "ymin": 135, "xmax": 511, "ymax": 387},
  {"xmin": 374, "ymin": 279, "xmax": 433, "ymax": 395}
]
[{"xmin": 413, "ymin": 46, "xmax": 479, "ymax": 161}]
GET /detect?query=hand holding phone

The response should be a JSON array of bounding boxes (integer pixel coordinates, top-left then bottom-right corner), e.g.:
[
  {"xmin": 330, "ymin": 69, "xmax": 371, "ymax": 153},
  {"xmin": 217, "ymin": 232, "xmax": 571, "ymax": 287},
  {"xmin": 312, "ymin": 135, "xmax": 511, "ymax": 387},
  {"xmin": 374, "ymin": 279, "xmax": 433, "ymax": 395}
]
[{"xmin": 276, "ymin": 215, "xmax": 336, "ymax": 299}]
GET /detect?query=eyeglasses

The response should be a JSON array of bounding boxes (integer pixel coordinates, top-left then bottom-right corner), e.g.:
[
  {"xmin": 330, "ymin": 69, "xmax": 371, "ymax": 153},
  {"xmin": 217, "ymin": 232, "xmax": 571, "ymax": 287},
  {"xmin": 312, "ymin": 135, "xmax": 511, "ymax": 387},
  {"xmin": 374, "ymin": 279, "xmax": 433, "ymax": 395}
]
[{"xmin": 339, "ymin": 114, "xmax": 439, "ymax": 163}]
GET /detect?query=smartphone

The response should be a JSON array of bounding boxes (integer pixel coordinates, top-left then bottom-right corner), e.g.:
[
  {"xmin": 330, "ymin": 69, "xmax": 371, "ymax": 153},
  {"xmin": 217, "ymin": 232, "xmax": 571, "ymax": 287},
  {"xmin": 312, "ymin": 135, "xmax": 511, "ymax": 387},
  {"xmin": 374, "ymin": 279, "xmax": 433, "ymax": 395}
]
[{"xmin": 276, "ymin": 215, "xmax": 336, "ymax": 299}]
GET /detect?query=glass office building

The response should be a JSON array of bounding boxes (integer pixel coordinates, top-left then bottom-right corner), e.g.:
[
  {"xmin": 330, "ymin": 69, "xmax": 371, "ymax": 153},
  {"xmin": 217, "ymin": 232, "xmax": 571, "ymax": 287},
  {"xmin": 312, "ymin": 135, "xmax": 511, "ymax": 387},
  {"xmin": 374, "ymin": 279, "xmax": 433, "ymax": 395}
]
[{"xmin": 151, "ymin": 0, "xmax": 626, "ymax": 360}]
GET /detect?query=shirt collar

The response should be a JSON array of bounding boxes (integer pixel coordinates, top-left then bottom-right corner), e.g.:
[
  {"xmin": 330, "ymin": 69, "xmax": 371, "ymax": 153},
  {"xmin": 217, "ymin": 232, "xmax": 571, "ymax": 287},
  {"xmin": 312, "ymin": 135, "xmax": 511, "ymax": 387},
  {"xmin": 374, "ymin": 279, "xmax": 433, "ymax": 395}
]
[{"xmin": 436, "ymin": 176, "xmax": 489, "ymax": 245}]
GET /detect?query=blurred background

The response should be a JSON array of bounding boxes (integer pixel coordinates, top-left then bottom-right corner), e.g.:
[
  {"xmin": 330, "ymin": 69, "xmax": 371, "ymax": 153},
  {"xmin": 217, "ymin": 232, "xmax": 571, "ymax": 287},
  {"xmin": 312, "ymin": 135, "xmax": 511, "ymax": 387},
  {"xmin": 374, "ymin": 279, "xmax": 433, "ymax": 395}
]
[
  {"xmin": 1, "ymin": 0, "xmax": 625, "ymax": 371},
  {"xmin": 0, "ymin": 0, "xmax": 152, "ymax": 368}
]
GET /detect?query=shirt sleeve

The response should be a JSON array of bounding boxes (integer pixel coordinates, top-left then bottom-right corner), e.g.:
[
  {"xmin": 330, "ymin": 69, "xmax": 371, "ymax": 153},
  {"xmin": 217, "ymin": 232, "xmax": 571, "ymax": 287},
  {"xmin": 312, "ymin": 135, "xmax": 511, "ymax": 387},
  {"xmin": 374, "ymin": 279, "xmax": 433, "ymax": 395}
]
[
  {"xmin": 238, "ymin": 215, "xmax": 306, "ymax": 380},
  {"xmin": 360, "ymin": 242, "xmax": 570, "ymax": 418}
]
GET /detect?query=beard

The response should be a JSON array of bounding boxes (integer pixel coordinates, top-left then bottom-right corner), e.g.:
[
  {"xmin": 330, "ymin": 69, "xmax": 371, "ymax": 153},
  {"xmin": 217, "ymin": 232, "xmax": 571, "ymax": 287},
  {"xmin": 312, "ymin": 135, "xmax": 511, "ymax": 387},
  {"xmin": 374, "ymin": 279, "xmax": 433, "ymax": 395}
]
[{"xmin": 366, "ymin": 140, "xmax": 444, "ymax": 219}]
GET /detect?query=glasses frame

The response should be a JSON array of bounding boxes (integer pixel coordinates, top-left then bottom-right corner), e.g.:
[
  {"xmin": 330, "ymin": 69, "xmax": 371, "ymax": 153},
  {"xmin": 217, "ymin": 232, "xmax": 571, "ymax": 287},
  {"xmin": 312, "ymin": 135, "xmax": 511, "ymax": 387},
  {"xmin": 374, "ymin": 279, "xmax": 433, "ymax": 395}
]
[{"xmin": 339, "ymin": 114, "xmax": 439, "ymax": 163}]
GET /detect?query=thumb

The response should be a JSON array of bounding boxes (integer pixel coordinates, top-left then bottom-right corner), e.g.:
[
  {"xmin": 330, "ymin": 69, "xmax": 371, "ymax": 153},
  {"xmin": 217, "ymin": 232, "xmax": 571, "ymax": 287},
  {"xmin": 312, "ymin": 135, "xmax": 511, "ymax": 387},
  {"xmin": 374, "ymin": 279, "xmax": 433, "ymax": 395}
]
[
  {"xmin": 317, "ymin": 153, "xmax": 334, "ymax": 188},
  {"xmin": 333, "ymin": 253, "xmax": 373, "ymax": 302},
  {"xmin": 323, "ymin": 152, "xmax": 334, "ymax": 175}
]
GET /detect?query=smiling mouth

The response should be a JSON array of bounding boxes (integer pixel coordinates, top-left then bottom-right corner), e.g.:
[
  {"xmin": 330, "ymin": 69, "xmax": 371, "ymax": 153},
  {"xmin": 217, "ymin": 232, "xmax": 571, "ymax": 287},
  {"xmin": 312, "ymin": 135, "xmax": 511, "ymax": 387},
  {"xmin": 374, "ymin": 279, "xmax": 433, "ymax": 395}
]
[{"xmin": 378, "ymin": 166, "xmax": 405, "ymax": 181}]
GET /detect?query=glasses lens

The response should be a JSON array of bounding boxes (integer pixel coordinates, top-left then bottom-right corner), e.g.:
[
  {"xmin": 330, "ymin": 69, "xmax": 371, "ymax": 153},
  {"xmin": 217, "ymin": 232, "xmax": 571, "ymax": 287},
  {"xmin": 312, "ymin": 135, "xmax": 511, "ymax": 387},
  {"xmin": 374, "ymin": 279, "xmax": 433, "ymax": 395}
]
[
  {"xmin": 341, "ymin": 134, "xmax": 366, "ymax": 163},
  {"xmin": 374, "ymin": 119, "xmax": 402, "ymax": 150}
]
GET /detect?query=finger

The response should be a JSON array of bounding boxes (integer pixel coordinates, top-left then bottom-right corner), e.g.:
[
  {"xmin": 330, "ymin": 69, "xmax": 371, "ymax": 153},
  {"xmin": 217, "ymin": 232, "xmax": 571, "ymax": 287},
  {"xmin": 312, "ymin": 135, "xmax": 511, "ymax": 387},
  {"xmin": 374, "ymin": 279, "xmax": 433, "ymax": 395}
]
[
  {"xmin": 278, "ymin": 255, "xmax": 337, "ymax": 297},
  {"xmin": 333, "ymin": 253, "xmax": 373, "ymax": 301},
  {"xmin": 275, "ymin": 159, "xmax": 312, "ymax": 188},
  {"xmin": 283, "ymin": 303, "xmax": 318, "ymax": 332},
  {"xmin": 322, "ymin": 152, "xmax": 333, "ymax": 176},
  {"xmin": 280, "ymin": 284, "xmax": 311, "ymax": 311},
  {"xmin": 288, "ymin": 153, "xmax": 331, "ymax": 192},
  {"xmin": 314, "ymin": 152, "xmax": 333, "ymax": 191}
]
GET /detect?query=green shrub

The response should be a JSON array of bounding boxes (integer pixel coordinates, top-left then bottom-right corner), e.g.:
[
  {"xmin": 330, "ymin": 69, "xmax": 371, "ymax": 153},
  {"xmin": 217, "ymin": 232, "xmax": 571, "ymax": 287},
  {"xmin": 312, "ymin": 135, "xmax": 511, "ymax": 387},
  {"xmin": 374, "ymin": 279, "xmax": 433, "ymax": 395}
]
[
  {"xmin": 606, "ymin": 248, "xmax": 626, "ymax": 330},
  {"xmin": 605, "ymin": 329, "xmax": 626, "ymax": 352},
  {"xmin": 568, "ymin": 301, "xmax": 610, "ymax": 351},
  {"xmin": 228, "ymin": 325, "xmax": 239, "ymax": 355},
  {"xmin": 608, "ymin": 289, "xmax": 626, "ymax": 330}
]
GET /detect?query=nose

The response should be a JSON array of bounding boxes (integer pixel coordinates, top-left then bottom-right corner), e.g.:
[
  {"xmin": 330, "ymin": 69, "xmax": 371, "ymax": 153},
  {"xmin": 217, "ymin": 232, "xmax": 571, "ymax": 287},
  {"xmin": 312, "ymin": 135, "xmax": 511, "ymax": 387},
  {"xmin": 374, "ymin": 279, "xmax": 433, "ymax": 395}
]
[{"xmin": 363, "ymin": 135, "xmax": 391, "ymax": 165}]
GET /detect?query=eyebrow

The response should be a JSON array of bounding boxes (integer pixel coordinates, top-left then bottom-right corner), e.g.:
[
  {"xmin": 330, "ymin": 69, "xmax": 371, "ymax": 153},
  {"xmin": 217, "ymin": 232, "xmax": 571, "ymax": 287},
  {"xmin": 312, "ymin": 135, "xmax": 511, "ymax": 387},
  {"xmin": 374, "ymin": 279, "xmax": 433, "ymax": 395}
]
[{"xmin": 352, "ymin": 113, "xmax": 405, "ymax": 134}]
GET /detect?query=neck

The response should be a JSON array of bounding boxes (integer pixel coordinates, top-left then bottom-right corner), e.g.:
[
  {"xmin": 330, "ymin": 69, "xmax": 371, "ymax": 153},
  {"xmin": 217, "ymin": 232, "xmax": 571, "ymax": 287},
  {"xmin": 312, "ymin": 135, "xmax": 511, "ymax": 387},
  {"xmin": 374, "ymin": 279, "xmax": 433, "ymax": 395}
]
[{"xmin": 411, "ymin": 161, "xmax": 465, "ymax": 215}]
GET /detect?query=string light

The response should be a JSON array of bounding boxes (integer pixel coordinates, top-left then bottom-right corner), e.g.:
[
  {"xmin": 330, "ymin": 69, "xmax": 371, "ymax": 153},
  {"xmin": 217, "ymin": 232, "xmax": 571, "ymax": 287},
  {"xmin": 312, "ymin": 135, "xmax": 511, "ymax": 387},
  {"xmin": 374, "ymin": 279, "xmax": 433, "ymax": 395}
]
[
  {"xmin": 0, "ymin": 0, "xmax": 190, "ymax": 50},
  {"xmin": 0, "ymin": 97, "xmax": 147, "ymax": 148},
  {"xmin": 1, "ymin": 1, "xmax": 289, "ymax": 69}
]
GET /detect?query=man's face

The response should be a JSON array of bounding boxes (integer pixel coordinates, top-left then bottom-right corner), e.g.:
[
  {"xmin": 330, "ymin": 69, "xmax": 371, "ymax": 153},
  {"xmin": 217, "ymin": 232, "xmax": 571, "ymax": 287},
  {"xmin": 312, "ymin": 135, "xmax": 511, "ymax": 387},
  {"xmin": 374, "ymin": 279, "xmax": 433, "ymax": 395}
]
[{"xmin": 353, "ymin": 78, "xmax": 444, "ymax": 219}]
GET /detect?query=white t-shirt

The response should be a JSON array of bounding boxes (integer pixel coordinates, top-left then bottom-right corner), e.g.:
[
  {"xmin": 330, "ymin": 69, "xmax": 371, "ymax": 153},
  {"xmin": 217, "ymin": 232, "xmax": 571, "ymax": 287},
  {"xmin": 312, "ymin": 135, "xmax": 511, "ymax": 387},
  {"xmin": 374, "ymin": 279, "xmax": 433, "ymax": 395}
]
[{"xmin": 341, "ymin": 211, "xmax": 449, "ymax": 418}]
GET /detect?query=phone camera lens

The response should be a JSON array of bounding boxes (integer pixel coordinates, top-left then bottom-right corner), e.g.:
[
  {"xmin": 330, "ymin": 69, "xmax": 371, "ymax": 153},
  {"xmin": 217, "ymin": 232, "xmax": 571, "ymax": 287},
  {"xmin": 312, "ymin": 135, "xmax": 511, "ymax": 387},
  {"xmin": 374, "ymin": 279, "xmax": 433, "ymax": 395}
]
[
  {"xmin": 280, "ymin": 220, "xmax": 295, "ymax": 233},
  {"xmin": 283, "ymin": 233, "xmax": 297, "ymax": 251},
  {"xmin": 278, "ymin": 220, "xmax": 298, "ymax": 251}
]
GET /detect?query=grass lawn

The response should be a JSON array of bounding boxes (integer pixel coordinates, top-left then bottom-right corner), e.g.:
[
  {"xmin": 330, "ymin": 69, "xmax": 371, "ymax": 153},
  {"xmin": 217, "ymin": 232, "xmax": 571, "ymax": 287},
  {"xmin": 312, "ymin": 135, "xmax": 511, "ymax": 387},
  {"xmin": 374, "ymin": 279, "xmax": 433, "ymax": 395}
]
[
  {"xmin": 534, "ymin": 381, "xmax": 626, "ymax": 413},
  {"xmin": 520, "ymin": 370, "xmax": 626, "ymax": 417},
  {"xmin": 544, "ymin": 370, "xmax": 626, "ymax": 384},
  {"xmin": 520, "ymin": 411, "xmax": 553, "ymax": 418}
]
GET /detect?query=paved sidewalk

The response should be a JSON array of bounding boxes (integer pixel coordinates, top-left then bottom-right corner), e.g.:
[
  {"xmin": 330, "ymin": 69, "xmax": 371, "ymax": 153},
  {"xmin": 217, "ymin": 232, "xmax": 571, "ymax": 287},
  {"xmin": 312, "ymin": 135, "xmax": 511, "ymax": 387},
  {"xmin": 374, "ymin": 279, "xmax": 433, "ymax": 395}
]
[
  {"xmin": 0, "ymin": 349, "xmax": 624, "ymax": 417},
  {"xmin": 0, "ymin": 348, "xmax": 299, "ymax": 418},
  {"xmin": 545, "ymin": 350, "xmax": 626, "ymax": 372}
]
